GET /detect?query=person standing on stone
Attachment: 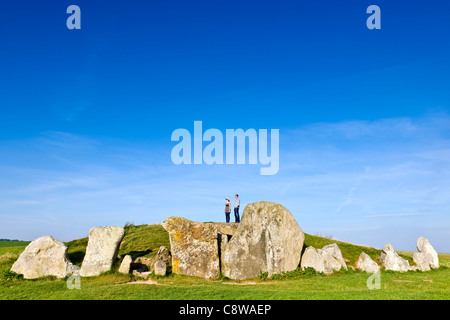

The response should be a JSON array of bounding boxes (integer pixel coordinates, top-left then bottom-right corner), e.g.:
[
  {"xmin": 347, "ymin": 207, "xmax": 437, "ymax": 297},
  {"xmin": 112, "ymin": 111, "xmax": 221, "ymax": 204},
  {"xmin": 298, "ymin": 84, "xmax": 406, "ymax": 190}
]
[
  {"xmin": 224, "ymin": 198, "xmax": 231, "ymax": 223},
  {"xmin": 234, "ymin": 194, "xmax": 240, "ymax": 223}
]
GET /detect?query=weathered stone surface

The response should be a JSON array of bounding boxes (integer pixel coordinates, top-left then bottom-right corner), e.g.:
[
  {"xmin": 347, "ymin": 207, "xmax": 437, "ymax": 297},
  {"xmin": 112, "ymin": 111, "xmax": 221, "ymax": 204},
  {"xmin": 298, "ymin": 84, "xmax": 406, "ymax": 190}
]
[
  {"xmin": 80, "ymin": 226, "xmax": 125, "ymax": 277},
  {"xmin": 213, "ymin": 222, "xmax": 239, "ymax": 236},
  {"xmin": 318, "ymin": 249, "xmax": 342, "ymax": 274},
  {"xmin": 130, "ymin": 246, "xmax": 171, "ymax": 274},
  {"xmin": 356, "ymin": 252, "xmax": 380, "ymax": 273},
  {"xmin": 300, "ymin": 245, "xmax": 344, "ymax": 274},
  {"xmin": 412, "ymin": 252, "xmax": 430, "ymax": 271},
  {"xmin": 380, "ymin": 243, "xmax": 410, "ymax": 272},
  {"xmin": 162, "ymin": 217, "xmax": 238, "ymax": 279},
  {"xmin": 154, "ymin": 260, "xmax": 167, "ymax": 276},
  {"xmin": 222, "ymin": 201, "xmax": 305, "ymax": 280},
  {"xmin": 118, "ymin": 255, "xmax": 133, "ymax": 274},
  {"xmin": 132, "ymin": 270, "xmax": 151, "ymax": 278},
  {"xmin": 417, "ymin": 236, "xmax": 439, "ymax": 269},
  {"xmin": 155, "ymin": 246, "xmax": 171, "ymax": 265},
  {"xmin": 322, "ymin": 243, "xmax": 347, "ymax": 271},
  {"xmin": 300, "ymin": 246, "xmax": 325, "ymax": 273},
  {"xmin": 133, "ymin": 256, "xmax": 153, "ymax": 270},
  {"xmin": 11, "ymin": 236, "xmax": 72, "ymax": 279},
  {"xmin": 220, "ymin": 234, "xmax": 231, "ymax": 266},
  {"xmin": 413, "ymin": 236, "xmax": 439, "ymax": 271}
]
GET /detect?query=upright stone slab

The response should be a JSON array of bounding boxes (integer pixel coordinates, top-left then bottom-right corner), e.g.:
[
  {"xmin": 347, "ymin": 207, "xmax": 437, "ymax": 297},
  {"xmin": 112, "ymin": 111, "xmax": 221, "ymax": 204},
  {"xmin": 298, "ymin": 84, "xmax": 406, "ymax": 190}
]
[
  {"xmin": 321, "ymin": 243, "xmax": 347, "ymax": 271},
  {"xmin": 118, "ymin": 255, "xmax": 133, "ymax": 274},
  {"xmin": 380, "ymin": 243, "xmax": 410, "ymax": 272},
  {"xmin": 162, "ymin": 217, "xmax": 238, "ymax": 279},
  {"xmin": 10, "ymin": 236, "xmax": 72, "ymax": 279},
  {"xmin": 80, "ymin": 226, "xmax": 125, "ymax": 277},
  {"xmin": 154, "ymin": 260, "xmax": 167, "ymax": 276},
  {"xmin": 155, "ymin": 246, "xmax": 171, "ymax": 265},
  {"xmin": 300, "ymin": 246, "xmax": 326, "ymax": 273},
  {"xmin": 356, "ymin": 252, "xmax": 380, "ymax": 273},
  {"xmin": 300, "ymin": 245, "xmax": 344, "ymax": 274},
  {"xmin": 222, "ymin": 201, "xmax": 305, "ymax": 280},
  {"xmin": 413, "ymin": 236, "xmax": 439, "ymax": 271}
]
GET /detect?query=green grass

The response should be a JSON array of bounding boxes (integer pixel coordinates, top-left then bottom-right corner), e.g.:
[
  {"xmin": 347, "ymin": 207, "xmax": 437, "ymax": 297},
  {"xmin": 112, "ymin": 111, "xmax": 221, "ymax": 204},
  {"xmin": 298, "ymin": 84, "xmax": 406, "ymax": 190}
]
[
  {"xmin": 0, "ymin": 241, "xmax": 30, "ymax": 248},
  {"xmin": 303, "ymin": 234, "xmax": 384, "ymax": 267},
  {"xmin": 1, "ymin": 225, "xmax": 449, "ymax": 300},
  {"xmin": 118, "ymin": 224, "xmax": 170, "ymax": 259},
  {"xmin": 64, "ymin": 224, "xmax": 171, "ymax": 266},
  {"xmin": 303, "ymin": 234, "xmax": 415, "ymax": 267}
]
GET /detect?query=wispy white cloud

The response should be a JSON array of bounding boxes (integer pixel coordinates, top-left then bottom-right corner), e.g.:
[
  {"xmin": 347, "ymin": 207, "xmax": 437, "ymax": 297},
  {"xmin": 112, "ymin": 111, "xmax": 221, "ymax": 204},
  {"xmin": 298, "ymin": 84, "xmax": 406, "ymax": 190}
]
[
  {"xmin": 0, "ymin": 113, "xmax": 449, "ymax": 251},
  {"xmin": 336, "ymin": 187, "xmax": 357, "ymax": 213},
  {"xmin": 363, "ymin": 212, "xmax": 434, "ymax": 218}
]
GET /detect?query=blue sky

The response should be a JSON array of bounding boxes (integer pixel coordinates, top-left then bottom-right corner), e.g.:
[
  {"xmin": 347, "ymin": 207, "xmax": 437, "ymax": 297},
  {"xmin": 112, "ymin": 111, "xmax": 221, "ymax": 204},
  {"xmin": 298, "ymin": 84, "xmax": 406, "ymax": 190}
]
[{"xmin": 0, "ymin": 1, "xmax": 449, "ymax": 252}]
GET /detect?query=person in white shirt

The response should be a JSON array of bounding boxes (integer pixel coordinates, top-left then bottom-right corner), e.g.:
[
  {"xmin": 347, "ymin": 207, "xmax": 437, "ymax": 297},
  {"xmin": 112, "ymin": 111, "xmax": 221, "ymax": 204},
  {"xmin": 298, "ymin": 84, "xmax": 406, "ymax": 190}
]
[{"xmin": 234, "ymin": 194, "xmax": 240, "ymax": 223}]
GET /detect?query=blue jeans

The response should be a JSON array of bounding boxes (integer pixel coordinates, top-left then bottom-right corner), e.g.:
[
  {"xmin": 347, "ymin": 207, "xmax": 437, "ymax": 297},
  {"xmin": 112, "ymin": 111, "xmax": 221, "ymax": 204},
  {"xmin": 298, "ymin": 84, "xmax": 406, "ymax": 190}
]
[
  {"xmin": 234, "ymin": 207, "xmax": 240, "ymax": 223},
  {"xmin": 225, "ymin": 212, "xmax": 230, "ymax": 223}
]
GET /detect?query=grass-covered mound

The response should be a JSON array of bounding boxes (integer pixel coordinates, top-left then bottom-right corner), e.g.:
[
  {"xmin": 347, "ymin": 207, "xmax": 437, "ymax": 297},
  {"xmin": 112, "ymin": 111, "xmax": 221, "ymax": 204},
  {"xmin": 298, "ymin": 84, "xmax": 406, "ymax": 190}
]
[
  {"xmin": 1, "ymin": 225, "xmax": 449, "ymax": 300},
  {"xmin": 64, "ymin": 224, "xmax": 171, "ymax": 266},
  {"xmin": 62, "ymin": 224, "xmax": 391, "ymax": 272}
]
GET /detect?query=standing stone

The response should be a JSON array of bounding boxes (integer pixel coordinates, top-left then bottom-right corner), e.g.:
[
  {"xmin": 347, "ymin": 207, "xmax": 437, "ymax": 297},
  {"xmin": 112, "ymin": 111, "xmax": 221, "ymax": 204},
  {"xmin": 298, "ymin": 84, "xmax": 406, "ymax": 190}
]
[
  {"xmin": 154, "ymin": 260, "xmax": 167, "ymax": 276},
  {"xmin": 300, "ymin": 245, "xmax": 343, "ymax": 274},
  {"xmin": 321, "ymin": 243, "xmax": 347, "ymax": 271},
  {"xmin": 380, "ymin": 243, "xmax": 410, "ymax": 272},
  {"xmin": 300, "ymin": 246, "xmax": 325, "ymax": 273},
  {"xmin": 356, "ymin": 252, "xmax": 380, "ymax": 273},
  {"xmin": 118, "ymin": 255, "xmax": 133, "ymax": 274},
  {"xmin": 318, "ymin": 249, "xmax": 342, "ymax": 274},
  {"xmin": 412, "ymin": 252, "xmax": 430, "ymax": 271},
  {"xmin": 222, "ymin": 201, "xmax": 305, "ymax": 280},
  {"xmin": 155, "ymin": 246, "xmax": 171, "ymax": 264},
  {"xmin": 162, "ymin": 217, "xmax": 221, "ymax": 279},
  {"xmin": 80, "ymin": 226, "xmax": 125, "ymax": 277},
  {"xmin": 413, "ymin": 236, "xmax": 439, "ymax": 271},
  {"xmin": 10, "ymin": 236, "xmax": 72, "ymax": 279},
  {"xmin": 220, "ymin": 234, "xmax": 230, "ymax": 266}
]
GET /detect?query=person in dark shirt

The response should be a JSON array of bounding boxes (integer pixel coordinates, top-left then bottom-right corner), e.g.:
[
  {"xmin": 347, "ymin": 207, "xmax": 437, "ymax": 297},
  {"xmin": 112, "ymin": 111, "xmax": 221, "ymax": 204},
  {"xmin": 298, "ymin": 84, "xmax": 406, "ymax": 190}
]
[{"xmin": 224, "ymin": 198, "xmax": 231, "ymax": 223}]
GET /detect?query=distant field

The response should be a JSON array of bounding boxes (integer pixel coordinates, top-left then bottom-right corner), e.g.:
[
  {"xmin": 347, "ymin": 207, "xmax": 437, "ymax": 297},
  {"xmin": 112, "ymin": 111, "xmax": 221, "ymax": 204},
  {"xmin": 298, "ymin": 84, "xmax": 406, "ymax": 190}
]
[
  {"xmin": 0, "ymin": 241, "xmax": 30, "ymax": 248},
  {"xmin": 399, "ymin": 251, "xmax": 450, "ymax": 268},
  {"xmin": 0, "ymin": 225, "xmax": 449, "ymax": 300}
]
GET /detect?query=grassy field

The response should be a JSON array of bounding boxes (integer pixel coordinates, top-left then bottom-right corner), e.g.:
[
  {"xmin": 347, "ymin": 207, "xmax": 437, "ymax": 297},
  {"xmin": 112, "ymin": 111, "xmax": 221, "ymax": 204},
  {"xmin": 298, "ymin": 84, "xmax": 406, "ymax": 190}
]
[
  {"xmin": 0, "ymin": 241, "xmax": 30, "ymax": 248},
  {"xmin": 0, "ymin": 224, "xmax": 448, "ymax": 300}
]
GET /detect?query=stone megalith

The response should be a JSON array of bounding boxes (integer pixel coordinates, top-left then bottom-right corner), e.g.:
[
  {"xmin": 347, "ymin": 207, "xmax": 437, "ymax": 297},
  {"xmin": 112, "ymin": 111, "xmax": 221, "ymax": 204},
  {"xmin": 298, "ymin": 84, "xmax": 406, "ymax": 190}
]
[
  {"xmin": 222, "ymin": 201, "xmax": 305, "ymax": 280},
  {"xmin": 413, "ymin": 236, "xmax": 439, "ymax": 271},
  {"xmin": 80, "ymin": 226, "xmax": 125, "ymax": 277},
  {"xmin": 155, "ymin": 246, "xmax": 171, "ymax": 265},
  {"xmin": 380, "ymin": 243, "xmax": 410, "ymax": 272},
  {"xmin": 356, "ymin": 252, "xmax": 380, "ymax": 273},
  {"xmin": 300, "ymin": 246, "xmax": 326, "ymax": 273},
  {"xmin": 118, "ymin": 255, "xmax": 133, "ymax": 274},
  {"xmin": 10, "ymin": 236, "xmax": 72, "ymax": 279},
  {"xmin": 154, "ymin": 260, "xmax": 167, "ymax": 276},
  {"xmin": 300, "ymin": 244, "xmax": 345, "ymax": 274},
  {"xmin": 321, "ymin": 243, "xmax": 347, "ymax": 271},
  {"xmin": 161, "ymin": 217, "xmax": 238, "ymax": 279}
]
